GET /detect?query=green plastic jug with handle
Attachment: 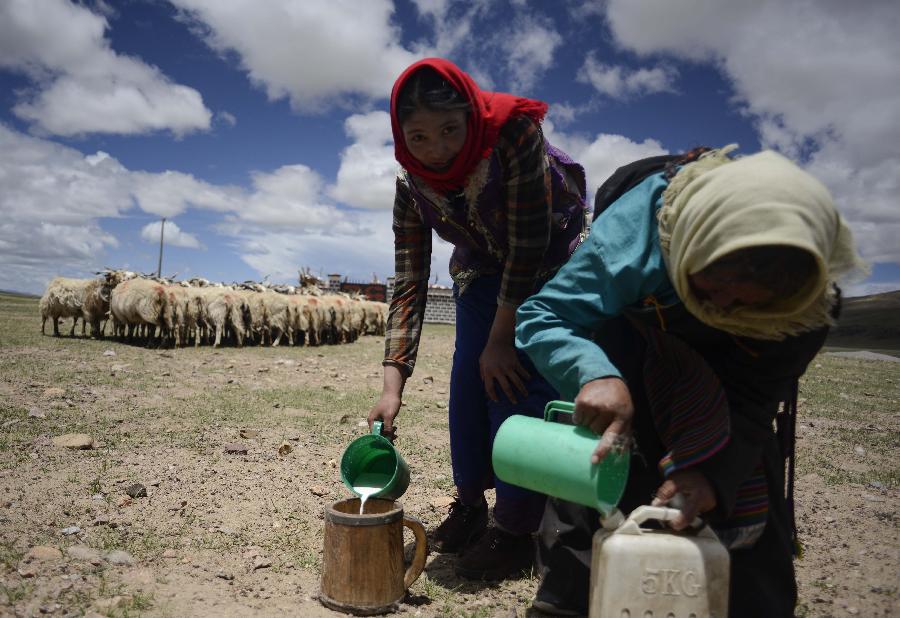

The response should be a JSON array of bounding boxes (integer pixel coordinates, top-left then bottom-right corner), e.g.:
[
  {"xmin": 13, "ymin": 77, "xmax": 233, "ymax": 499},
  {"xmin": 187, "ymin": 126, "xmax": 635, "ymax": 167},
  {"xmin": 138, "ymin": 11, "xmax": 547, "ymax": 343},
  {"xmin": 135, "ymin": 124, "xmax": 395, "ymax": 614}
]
[
  {"xmin": 492, "ymin": 400, "xmax": 629, "ymax": 515},
  {"xmin": 340, "ymin": 421, "xmax": 411, "ymax": 501}
]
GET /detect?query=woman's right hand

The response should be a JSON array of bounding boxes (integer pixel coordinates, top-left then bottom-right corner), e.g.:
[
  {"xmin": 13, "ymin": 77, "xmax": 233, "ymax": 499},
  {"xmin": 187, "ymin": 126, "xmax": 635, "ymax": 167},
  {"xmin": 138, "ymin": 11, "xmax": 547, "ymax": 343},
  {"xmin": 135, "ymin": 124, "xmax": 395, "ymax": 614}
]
[
  {"xmin": 369, "ymin": 364, "xmax": 407, "ymax": 440},
  {"xmin": 573, "ymin": 377, "xmax": 634, "ymax": 464},
  {"xmin": 367, "ymin": 394, "xmax": 401, "ymax": 439}
]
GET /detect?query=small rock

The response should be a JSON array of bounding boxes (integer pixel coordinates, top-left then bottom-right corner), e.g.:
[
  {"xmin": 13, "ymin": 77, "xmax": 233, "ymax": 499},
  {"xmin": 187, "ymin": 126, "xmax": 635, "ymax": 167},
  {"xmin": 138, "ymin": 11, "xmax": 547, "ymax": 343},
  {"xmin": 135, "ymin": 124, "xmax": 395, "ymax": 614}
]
[
  {"xmin": 848, "ymin": 607, "xmax": 859, "ymax": 615},
  {"xmin": 357, "ymin": 421, "xmax": 368, "ymax": 427},
  {"xmin": 328, "ymin": 459, "xmax": 337, "ymax": 469},
  {"xmin": 105, "ymin": 550, "xmax": 135, "ymax": 566},
  {"xmin": 67, "ymin": 545, "xmax": 103, "ymax": 564},
  {"xmin": 277, "ymin": 442, "xmax": 293, "ymax": 456},
  {"xmin": 310, "ymin": 485, "xmax": 328, "ymax": 497},
  {"xmin": 868, "ymin": 481, "xmax": 885, "ymax": 490},
  {"xmin": 92, "ymin": 514, "xmax": 110, "ymax": 526},
  {"xmin": 258, "ymin": 367, "xmax": 270, "ymax": 373},
  {"xmin": 422, "ymin": 376, "xmax": 434, "ymax": 384},
  {"xmin": 863, "ymin": 494, "xmax": 886, "ymax": 503},
  {"xmin": 162, "ymin": 549, "xmax": 178, "ymax": 559},
  {"xmin": 338, "ymin": 414, "xmax": 350, "ymax": 424},
  {"xmin": 216, "ymin": 571, "xmax": 235, "ymax": 580},
  {"xmin": 61, "ymin": 526, "xmax": 81, "ymax": 536},
  {"xmin": 26, "ymin": 546, "xmax": 63, "ymax": 561},
  {"xmin": 239, "ymin": 429, "xmax": 259, "ymax": 439},
  {"xmin": 110, "ymin": 363, "xmax": 130, "ymax": 372},
  {"xmin": 52, "ymin": 433, "xmax": 95, "ymax": 450},
  {"xmin": 18, "ymin": 564, "xmax": 38, "ymax": 578},
  {"xmin": 117, "ymin": 496, "xmax": 132, "ymax": 508},
  {"xmin": 853, "ymin": 445, "xmax": 865, "ymax": 456},
  {"xmin": 252, "ymin": 557, "xmax": 272, "ymax": 571},
  {"xmin": 158, "ymin": 351, "xmax": 174, "ymax": 358},
  {"xmin": 28, "ymin": 408, "xmax": 46, "ymax": 419},
  {"xmin": 102, "ymin": 350, "xmax": 117, "ymax": 357},
  {"xmin": 430, "ymin": 496, "xmax": 455, "ymax": 510},
  {"xmin": 43, "ymin": 387, "xmax": 66, "ymax": 398},
  {"xmin": 224, "ymin": 443, "xmax": 249, "ymax": 455},
  {"xmin": 94, "ymin": 596, "xmax": 130, "ymax": 611},
  {"xmin": 125, "ymin": 483, "xmax": 147, "ymax": 498}
]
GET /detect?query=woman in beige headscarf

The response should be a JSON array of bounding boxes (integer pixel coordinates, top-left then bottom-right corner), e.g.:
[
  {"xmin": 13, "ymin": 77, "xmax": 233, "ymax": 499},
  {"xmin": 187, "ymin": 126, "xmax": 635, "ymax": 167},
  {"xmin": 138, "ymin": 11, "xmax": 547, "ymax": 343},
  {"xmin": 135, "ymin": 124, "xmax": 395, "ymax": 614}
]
[{"xmin": 514, "ymin": 146, "xmax": 866, "ymax": 617}]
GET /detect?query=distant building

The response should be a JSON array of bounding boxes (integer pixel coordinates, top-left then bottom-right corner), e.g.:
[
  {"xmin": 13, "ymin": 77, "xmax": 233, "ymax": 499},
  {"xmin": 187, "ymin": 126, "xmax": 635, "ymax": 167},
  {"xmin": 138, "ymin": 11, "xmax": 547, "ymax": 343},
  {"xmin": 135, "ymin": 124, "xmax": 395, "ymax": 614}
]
[{"xmin": 386, "ymin": 276, "xmax": 455, "ymax": 324}]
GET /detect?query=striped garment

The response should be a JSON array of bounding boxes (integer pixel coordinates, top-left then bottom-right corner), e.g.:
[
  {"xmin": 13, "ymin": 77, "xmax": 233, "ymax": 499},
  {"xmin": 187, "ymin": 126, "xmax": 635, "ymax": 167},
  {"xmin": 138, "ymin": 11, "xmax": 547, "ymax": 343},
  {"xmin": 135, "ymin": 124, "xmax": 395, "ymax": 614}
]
[{"xmin": 635, "ymin": 319, "xmax": 769, "ymax": 549}]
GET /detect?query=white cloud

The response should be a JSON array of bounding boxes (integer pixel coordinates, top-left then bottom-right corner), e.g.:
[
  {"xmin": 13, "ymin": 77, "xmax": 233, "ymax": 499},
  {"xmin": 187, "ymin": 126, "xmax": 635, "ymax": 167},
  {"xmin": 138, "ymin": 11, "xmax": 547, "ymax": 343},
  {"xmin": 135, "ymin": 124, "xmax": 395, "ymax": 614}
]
[
  {"xmin": 0, "ymin": 124, "xmax": 363, "ymax": 294},
  {"xmin": 171, "ymin": 0, "xmax": 422, "ymax": 112},
  {"xmin": 131, "ymin": 171, "xmax": 242, "ymax": 218},
  {"xmin": 579, "ymin": 54, "xmax": 678, "ymax": 100},
  {"xmin": 330, "ymin": 111, "xmax": 398, "ymax": 210},
  {"xmin": 0, "ymin": 0, "xmax": 212, "ymax": 137},
  {"xmin": 0, "ymin": 125, "xmax": 128, "ymax": 292},
  {"xmin": 140, "ymin": 220, "xmax": 204, "ymax": 250},
  {"xmin": 543, "ymin": 121, "xmax": 669, "ymax": 201},
  {"xmin": 233, "ymin": 165, "xmax": 357, "ymax": 232},
  {"xmin": 499, "ymin": 15, "xmax": 563, "ymax": 92},
  {"xmin": 603, "ymin": 0, "xmax": 900, "ymax": 264},
  {"xmin": 215, "ymin": 111, "xmax": 237, "ymax": 127}
]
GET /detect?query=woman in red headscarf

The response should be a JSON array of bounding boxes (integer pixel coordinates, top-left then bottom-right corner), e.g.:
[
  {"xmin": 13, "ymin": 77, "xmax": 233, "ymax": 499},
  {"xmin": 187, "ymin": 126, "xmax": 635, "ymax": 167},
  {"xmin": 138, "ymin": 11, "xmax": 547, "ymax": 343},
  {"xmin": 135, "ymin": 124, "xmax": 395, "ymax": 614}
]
[{"xmin": 367, "ymin": 58, "xmax": 588, "ymax": 581}]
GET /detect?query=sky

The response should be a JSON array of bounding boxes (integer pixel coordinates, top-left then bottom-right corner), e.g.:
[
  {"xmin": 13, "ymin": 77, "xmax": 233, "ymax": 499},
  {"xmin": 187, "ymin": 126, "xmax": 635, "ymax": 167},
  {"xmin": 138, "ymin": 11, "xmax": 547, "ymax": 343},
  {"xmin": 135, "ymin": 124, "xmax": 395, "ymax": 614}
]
[{"xmin": 1, "ymin": 0, "xmax": 898, "ymax": 297}]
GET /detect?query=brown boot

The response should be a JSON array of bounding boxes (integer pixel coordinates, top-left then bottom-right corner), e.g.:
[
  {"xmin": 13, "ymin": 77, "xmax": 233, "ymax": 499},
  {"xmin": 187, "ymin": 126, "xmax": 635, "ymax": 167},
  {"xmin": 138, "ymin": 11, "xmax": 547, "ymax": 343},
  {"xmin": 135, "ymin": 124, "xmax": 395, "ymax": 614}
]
[
  {"xmin": 454, "ymin": 526, "xmax": 535, "ymax": 581},
  {"xmin": 429, "ymin": 498, "xmax": 488, "ymax": 554}
]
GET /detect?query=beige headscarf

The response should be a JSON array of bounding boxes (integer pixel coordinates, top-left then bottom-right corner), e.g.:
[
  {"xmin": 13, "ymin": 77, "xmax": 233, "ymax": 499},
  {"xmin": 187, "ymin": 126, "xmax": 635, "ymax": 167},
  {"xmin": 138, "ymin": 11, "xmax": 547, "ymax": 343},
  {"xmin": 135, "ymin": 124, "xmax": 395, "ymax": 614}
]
[{"xmin": 658, "ymin": 145, "xmax": 868, "ymax": 340}]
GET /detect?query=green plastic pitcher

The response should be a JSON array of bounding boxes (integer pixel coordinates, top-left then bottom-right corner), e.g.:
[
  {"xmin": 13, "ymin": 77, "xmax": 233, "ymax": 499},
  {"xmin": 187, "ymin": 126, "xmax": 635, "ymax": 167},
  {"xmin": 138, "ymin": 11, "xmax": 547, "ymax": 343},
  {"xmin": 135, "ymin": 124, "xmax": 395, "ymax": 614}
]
[
  {"xmin": 492, "ymin": 400, "xmax": 629, "ymax": 515},
  {"xmin": 340, "ymin": 421, "xmax": 410, "ymax": 501}
]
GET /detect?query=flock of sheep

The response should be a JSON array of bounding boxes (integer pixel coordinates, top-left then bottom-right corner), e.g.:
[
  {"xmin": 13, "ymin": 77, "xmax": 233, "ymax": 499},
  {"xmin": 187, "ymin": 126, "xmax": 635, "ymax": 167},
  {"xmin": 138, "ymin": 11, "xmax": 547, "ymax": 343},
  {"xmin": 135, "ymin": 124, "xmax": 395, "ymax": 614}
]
[{"xmin": 39, "ymin": 270, "xmax": 389, "ymax": 348}]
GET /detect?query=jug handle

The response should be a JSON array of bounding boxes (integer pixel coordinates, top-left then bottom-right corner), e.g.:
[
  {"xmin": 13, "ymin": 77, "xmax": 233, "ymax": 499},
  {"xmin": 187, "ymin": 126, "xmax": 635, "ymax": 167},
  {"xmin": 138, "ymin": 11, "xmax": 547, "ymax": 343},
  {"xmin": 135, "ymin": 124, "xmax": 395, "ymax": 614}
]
[
  {"xmin": 543, "ymin": 400, "xmax": 575, "ymax": 422},
  {"xmin": 402, "ymin": 515, "xmax": 428, "ymax": 588},
  {"xmin": 623, "ymin": 505, "xmax": 713, "ymax": 537},
  {"xmin": 372, "ymin": 420, "xmax": 384, "ymax": 436}
]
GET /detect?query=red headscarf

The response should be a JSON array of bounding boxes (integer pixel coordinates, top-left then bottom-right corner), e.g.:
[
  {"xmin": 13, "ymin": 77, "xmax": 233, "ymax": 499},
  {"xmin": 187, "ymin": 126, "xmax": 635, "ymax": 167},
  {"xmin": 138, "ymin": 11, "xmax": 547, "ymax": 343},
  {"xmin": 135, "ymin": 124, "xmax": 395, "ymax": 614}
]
[{"xmin": 390, "ymin": 58, "xmax": 548, "ymax": 193}]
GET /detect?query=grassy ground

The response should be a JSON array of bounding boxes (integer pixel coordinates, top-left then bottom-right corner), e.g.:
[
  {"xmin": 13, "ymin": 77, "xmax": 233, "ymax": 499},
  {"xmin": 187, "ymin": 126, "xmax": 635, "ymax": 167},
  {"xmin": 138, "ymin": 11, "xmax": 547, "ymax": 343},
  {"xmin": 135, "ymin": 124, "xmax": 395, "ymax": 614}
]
[{"xmin": 0, "ymin": 292, "xmax": 897, "ymax": 617}]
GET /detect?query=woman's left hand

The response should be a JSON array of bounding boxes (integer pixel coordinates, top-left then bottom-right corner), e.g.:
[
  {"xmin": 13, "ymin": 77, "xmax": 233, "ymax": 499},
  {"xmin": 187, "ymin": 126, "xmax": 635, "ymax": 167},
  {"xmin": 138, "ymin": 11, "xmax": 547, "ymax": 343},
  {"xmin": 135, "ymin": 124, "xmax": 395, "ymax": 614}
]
[
  {"xmin": 479, "ymin": 339, "xmax": 531, "ymax": 403},
  {"xmin": 652, "ymin": 468, "xmax": 718, "ymax": 531}
]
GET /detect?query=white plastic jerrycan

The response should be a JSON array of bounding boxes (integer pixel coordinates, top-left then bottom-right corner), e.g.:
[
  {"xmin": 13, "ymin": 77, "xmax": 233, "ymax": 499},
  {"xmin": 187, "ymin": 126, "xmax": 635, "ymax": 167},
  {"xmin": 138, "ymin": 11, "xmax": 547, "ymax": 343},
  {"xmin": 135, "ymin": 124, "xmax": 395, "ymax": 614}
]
[{"xmin": 590, "ymin": 505, "xmax": 730, "ymax": 618}]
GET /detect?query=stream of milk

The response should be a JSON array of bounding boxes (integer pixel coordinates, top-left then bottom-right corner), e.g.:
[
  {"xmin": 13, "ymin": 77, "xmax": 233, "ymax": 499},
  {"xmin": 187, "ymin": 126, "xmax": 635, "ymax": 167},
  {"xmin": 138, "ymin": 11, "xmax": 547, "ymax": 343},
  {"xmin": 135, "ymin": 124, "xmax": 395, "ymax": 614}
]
[{"xmin": 353, "ymin": 485, "xmax": 381, "ymax": 514}]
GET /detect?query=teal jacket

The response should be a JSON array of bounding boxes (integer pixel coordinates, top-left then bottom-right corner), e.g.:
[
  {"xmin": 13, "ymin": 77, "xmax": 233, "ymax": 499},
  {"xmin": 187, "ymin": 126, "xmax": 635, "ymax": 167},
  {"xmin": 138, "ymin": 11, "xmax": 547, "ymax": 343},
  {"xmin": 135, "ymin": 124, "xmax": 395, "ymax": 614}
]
[{"xmin": 515, "ymin": 171, "xmax": 677, "ymax": 400}]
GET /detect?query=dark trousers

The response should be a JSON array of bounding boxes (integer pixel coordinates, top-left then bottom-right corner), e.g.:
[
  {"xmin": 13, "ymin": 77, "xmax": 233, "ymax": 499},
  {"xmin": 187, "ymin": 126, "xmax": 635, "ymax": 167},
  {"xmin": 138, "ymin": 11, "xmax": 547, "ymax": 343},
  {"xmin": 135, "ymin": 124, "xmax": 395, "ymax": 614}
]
[
  {"xmin": 536, "ymin": 317, "xmax": 797, "ymax": 616},
  {"xmin": 449, "ymin": 275, "xmax": 557, "ymax": 533}
]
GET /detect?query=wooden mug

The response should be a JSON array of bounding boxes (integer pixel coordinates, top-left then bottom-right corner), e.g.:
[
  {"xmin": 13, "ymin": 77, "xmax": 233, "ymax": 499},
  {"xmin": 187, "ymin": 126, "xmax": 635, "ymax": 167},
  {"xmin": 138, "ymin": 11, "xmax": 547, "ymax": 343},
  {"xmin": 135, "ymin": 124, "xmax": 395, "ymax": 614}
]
[{"xmin": 320, "ymin": 498, "xmax": 428, "ymax": 615}]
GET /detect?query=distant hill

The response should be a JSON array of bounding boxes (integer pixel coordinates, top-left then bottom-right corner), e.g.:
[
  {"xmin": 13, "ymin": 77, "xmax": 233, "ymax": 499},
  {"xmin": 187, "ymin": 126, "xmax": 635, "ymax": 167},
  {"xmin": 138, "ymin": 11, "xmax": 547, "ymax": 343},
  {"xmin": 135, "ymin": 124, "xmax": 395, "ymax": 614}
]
[
  {"xmin": 0, "ymin": 289, "xmax": 39, "ymax": 299},
  {"xmin": 827, "ymin": 289, "xmax": 900, "ymax": 352}
]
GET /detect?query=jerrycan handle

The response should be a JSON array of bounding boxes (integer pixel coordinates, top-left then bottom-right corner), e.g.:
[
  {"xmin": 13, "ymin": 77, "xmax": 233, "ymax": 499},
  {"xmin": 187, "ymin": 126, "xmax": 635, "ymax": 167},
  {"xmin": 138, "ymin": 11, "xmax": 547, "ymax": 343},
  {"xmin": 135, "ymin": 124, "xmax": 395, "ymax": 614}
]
[
  {"xmin": 371, "ymin": 421, "xmax": 384, "ymax": 436},
  {"xmin": 543, "ymin": 400, "xmax": 575, "ymax": 422},
  {"xmin": 619, "ymin": 505, "xmax": 715, "ymax": 538}
]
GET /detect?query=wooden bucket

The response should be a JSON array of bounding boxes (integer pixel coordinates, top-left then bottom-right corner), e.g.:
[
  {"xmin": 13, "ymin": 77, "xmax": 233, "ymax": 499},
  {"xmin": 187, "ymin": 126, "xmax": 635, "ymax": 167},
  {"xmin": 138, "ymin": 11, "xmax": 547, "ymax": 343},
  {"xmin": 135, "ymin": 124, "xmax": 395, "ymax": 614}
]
[{"xmin": 320, "ymin": 498, "xmax": 428, "ymax": 615}]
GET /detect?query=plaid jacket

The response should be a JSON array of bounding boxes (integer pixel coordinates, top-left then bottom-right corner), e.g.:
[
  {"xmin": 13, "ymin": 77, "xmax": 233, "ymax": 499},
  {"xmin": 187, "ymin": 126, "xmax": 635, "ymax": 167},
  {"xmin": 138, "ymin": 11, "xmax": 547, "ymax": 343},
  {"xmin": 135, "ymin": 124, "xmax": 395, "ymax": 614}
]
[{"xmin": 385, "ymin": 116, "xmax": 586, "ymax": 374}]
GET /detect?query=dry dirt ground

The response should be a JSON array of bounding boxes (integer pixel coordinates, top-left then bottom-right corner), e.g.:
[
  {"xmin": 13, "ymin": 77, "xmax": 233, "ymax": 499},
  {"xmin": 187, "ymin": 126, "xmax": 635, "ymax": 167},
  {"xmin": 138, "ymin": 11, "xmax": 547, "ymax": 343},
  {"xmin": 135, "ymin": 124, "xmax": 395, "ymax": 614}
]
[{"xmin": 0, "ymin": 293, "xmax": 897, "ymax": 618}]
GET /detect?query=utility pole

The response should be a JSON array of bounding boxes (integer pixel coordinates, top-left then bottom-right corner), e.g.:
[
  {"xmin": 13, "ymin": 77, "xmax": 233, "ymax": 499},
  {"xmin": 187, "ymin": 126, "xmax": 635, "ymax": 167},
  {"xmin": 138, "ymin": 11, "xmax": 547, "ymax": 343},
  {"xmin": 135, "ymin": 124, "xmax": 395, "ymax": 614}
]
[{"xmin": 157, "ymin": 217, "xmax": 166, "ymax": 277}]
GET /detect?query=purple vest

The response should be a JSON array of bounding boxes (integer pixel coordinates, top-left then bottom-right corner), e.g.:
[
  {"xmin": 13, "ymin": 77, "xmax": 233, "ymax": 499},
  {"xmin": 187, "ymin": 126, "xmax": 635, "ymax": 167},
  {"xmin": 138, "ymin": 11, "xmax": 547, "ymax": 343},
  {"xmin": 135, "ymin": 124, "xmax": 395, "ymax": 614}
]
[{"xmin": 404, "ymin": 141, "xmax": 588, "ymax": 290}]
